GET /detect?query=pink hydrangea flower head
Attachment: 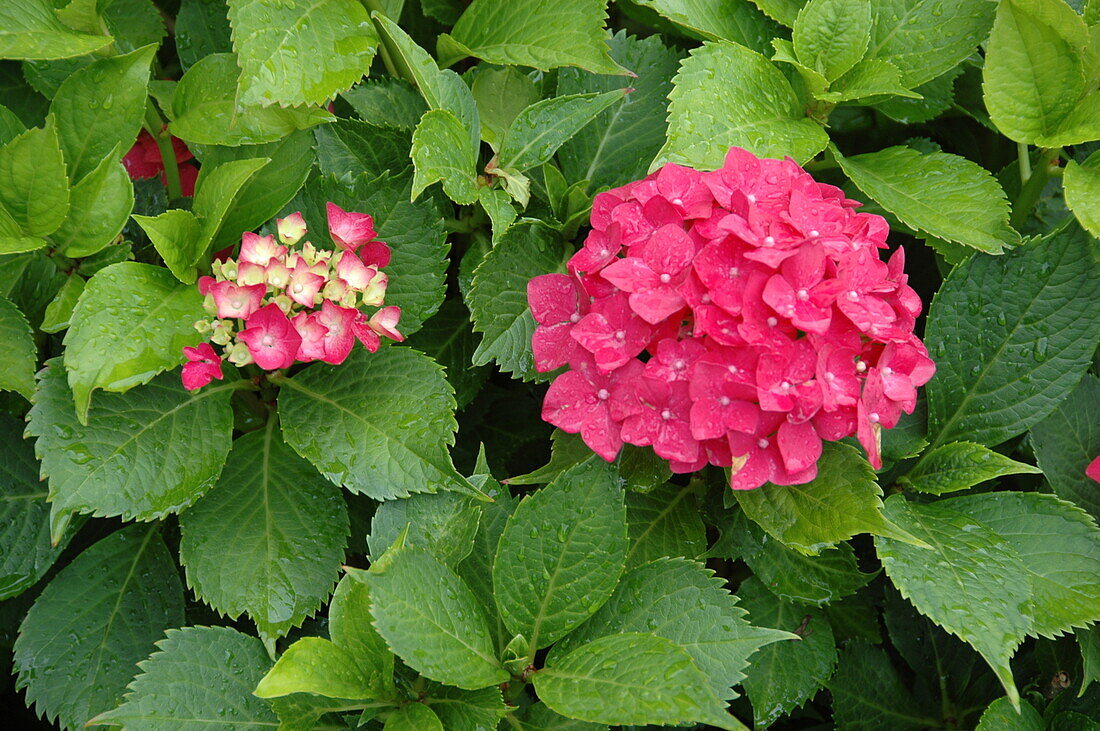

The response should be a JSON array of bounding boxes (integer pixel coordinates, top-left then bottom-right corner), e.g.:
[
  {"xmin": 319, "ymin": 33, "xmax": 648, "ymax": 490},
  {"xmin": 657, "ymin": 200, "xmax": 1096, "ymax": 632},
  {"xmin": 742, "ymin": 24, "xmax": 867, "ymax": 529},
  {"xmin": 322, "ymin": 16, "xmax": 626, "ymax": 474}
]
[
  {"xmin": 240, "ymin": 232, "xmax": 286, "ymax": 266},
  {"xmin": 237, "ymin": 303, "xmax": 301, "ymax": 370},
  {"xmin": 209, "ymin": 280, "xmax": 265, "ymax": 320},
  {"xmin": 181, "ymin": 343, "xmax": 223, "ymax": 391},
  {"xmin": 315, "ymin": 300, "xmax": 359, "ymax": 365},
  {"xmin": 291, "ymin": 311, "xmax": 328, "ymax": 362},
  {"xmin": 277, "ymin": 212, "xmax": 307, "ymax": 245},
  {"xmin": 335, "ymin": 250, "xmax": 377, "ymax": 291},
  {"xmin": 287, "ymin": 260, "xmax": 325, "ymax": 308},
  {"xmin": 327, "ymin": 202, "xmax": 377, "ymax": 251}
]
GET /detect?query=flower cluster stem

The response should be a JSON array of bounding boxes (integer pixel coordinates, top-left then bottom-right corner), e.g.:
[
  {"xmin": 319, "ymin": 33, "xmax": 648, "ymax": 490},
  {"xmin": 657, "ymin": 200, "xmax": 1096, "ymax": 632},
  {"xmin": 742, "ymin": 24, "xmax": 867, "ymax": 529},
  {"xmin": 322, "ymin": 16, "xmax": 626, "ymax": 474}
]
[
  {"xmin": 143, "ymin": 101, "xmax": 182, "ymax": 200},
  {"xmin": 1009, "ymin": 147, "xmax": 1060, "ymax": 229}
]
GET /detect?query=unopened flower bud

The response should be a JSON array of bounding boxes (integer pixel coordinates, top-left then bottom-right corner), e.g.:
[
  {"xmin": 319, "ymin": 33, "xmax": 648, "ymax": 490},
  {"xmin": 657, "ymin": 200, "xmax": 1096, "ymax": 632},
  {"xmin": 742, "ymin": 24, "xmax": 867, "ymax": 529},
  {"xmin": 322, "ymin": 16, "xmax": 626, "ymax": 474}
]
[
  {"xmin": 236, "ymin": 261, "xmax": 266, "ymax": 286},
  {"xmin": 193, "ymin": 319, "xmax": 213, "ymax": 333},
  {"xmin": 266, "ymin": 261, "xmax": 292, "ymax": 289},
  {"xmin": 210, "ymin": 319, "xmax": 234, "ymax": 346},
  {"xmin": 323, "ymin": 278, "xmax": 347, "ymax": 301},
  {"xmin": 272, "ymin": 293, "xmax": 294, "ymax": 314},
  {"xmin": 227, "ymin": 341, "xmax": 253, "ymax": 366},
  {"xmin": 360, "ymin": 270, "xmax": 388, "ymax": 307},
  {"xmin": 277, "ymin": 212, "xmax": 307, "ymax": 245}
]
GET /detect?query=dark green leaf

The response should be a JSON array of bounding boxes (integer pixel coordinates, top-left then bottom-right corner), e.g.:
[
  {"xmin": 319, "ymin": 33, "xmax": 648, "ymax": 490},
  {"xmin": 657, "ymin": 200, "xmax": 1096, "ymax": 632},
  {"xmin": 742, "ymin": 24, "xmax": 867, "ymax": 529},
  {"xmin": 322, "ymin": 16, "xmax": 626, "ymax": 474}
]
[
  {"xmin": 175, "ymin": 0, "xmax": 233, "ymax": 72},
  {"xmin": 315, "ymin": 120, "xmax": 411, "ymax": 183},
  {"xmin": 342, "ymin": 78, "xmax": 427, "ymax": 130},
  {"xmin": 1031, "ymin": 374, "xmax": 1100, "ymax": 519},
  {"xmin": 975, "ymin": 696, "xmax": 1043, "ymax": 730},
  {"xmin": 0, "ymin": 122, "xmax": 69, "ymax": 243},
  {"xmin": 0, "ymin": 293, "xmax": 35, "ymax": 400},
  {"xmin": 368, "ymin": 490, "xmax": 482, "ymax": 566},
  {"xmin": 406, "ymin": 299, "xmax": 490, "ymax": 410},
  {"xmin": 867, "ymin": 0, "xmax": 995, "ymax": 87},
  {"xmin": 497, "ymin": 90, "xmax": 628, "ymax": 173},
  {"xmin": 631, "ymin": 0, "xmax": 781, "ymax": 54},
  {"xmin": 624, "ymin": 482, "xmax": 706, "ymax": 569},
  {"xmin": 827, "ymin": 642, "xmax": 930, "ymax": 731}
]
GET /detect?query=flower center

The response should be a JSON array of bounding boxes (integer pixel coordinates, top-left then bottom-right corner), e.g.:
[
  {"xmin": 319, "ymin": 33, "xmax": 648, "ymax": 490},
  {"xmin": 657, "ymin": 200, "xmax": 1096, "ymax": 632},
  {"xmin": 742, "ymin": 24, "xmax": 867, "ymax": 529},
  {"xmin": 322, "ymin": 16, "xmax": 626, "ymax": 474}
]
[
  {"xmin": 672, "ymin": 197, "xmax": 684, "ymax": 206},
  {"xmin": 659, "ymin": 273, "xmax": 671, "ymax": 284},
  {"xmin": 847, "ymin": 290, "xmax": 860, "ymax": 301},
  {"xmin": 824, "ymin": 372, "xmax": 835, "ymax": 382},
  {"xmin": 882, "ymin": 366, "xmax": 893, "ymax": 376},
  {"xmin": 856, "ymin": 361, "xmax": 867, "ymax": 373},
  {"xmin": 261, "ymin": 334, "xmax": 275, "ymax": 348},
  {"xmin": 796, "ymin": 289, "xmax": 809, "ymax": 300},
  {"xmin": 719, "ymin": 396, "xmax": 730, "ymax": 406},
  {"xmin": 660, "ymin": 409, "xmax": 673, "ymax": 421},
  {"xmin": 597, "ymin": 388, "xmax": 610, "ymax": 401},
  {"xmin": 766, "ymin": 316, "xmax": 778, "ymax": 327},
  {"xmin": 869, "ymin": 412, "xmax": 880, "ymax": 423},
  {"xmin": 728, "ymin": 266, "xmax": 740, "ymax": 277},
  {"xmin": 672, "ymin": 359, "xmax": 685, "ymax": 370},
  {"xmin": 570, "ymin": 313, "xmax": 580, "ymax": 323},
  {"xmin": 809, "ymin": 229, "xmax": 820, "ymax": 237},
  {"xmin": 757, "ymin": 438, "xmax": 769, "ymax": 449},
  {"xmin": 763, "ymin": 236, "xmax": 775, "ymax": 246},
  {"xmin": 614, "ymin": 329, "xmax": 626, "ymax": 341}
]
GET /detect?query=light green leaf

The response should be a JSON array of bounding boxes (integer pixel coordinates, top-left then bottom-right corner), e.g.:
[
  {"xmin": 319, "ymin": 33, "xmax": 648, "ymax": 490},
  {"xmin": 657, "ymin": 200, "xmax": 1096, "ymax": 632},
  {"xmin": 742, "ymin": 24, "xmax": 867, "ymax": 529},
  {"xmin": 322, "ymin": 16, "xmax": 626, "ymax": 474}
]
[
  {"xmin": 51, "ymin": 151, "xmax": 133, "ymax": 258},
  {"xmin": 0, "ymin": 413, "xmax": 68, "ymax": 601},
  {"xmin": 477, "ymin": 186, "xmax": 516, "ymax": 241},
  {"xmin": 421, "ymin": 683, "xmax": 506, "ymax": 730},
  {"xmin": 982, "ymin": 0, "xmax": 1090, "ymax": 144},
  {"xmin": 411, "ymin": 109, "xmax": 479, "ymax": 205},
  {"xmin": 876, "ymin": 496, "xmax": 1031, "ymax": 704},
  {"xmin": 0, "ymin": 103, "xmax": 25, "ymax": 145},
  {"xmin": 176, "ymin": 0, "xmax": 233, "ymax": 71},
  {"xmin": 132, "ymin": 209, "xmax": 203, "ymax": 284},
  {"xmin": 816, "ymin": 58, "xmax": 919, "ymax": 103},
  {"xmin": 471, "ymin": 66, "xmax": 539, "ymax": 150},
  {"xmin": 494, "ymin": 459, "xmax": 627, "ymax": 649},
  {"xmin": 439, "ymin": 0, "xmax": 625, "ymax": 75},
  {"xmin": 255, "ymin": 638, "xmax": 374, "ymax": 700},
  {"xmin": 656, "ymin": 41, "xmax": 829, "ymax": 169},
  {"xmin": 50, "ymin": 46, "xmax": 155, "ymax": 183},
  {"xmin": 793, "ymin": 0, "xmax": 872, "ymax": 81},
  {"xmin": 278, "ymin": 346, "xmax": 471, "ymax": 500},
  {"xmin": 497, "ymin": 90, "xmax": 628, "ymax": 173},
  {"xmin": 0, "ymin": 293, "xmax": 35, "ymax": 400},
  {"xmin": 1030, "ymin": 374, "xmax": 1100, "ymax": 519},
  {"xmin": 171, "ymin": 54, "xmax": 334, "ymax": 146},
  {"xmin": 836, "ymin": 145, "xmax": 1017, "ymax": 253},
  {"xmin": 63, "ymin": 261, "xmax": 206, "ymax": 422},
  {"xmin": 228, "ymin": 0, "xmax": 379, "ymax": 108},
  {"xmin": 750, "ymin": 0, "xmax": 806, "ymax": 25},
  {"xmin": 872, "ymin": 65, "xmax": 961, "ymax": 124},
  {"xmin": 0, "ymin": 0, "xmax": 114, "ymax": 60},
  {"xmin": 975, "ymin": 696, "xmax": 1043, "ymax": 730},
  {"xmin": 631, "ymin": 0, "xmax": 781, "ymax": 54},
  {"xmin": 736, "ymin": 576, "xmax": 837, "ymax": 728},
  {"xmin": 13, "ymin": 525, "xmax": 184, "ymax": 731},
  {"xmin": 365, "ymin": 544, "xmax": 509, "ymax": 690},
  {"xmin": 192, "ymin": 156, "xmax": 269, "ymax": 257},
  {"xmin": 924, "ymin": 223, "xmax": 1100, "ymax": 448},
  {"xmin": 550, "ymin": 557, "xmax": 791, "ymax": 701},
  {"xmin": 369, "ymin": 491, "xmax": 482, "ymax": 567},
  {"xmin": 827, "ymin": 642, "xmax": 931, "ymax": 731},
  {"xmin": 735, "ymin": 442, "xmax": 920, "ymax": 555},
  {"xmin": 27, "ymin": 362, "xmax": 235, "ymax": 543},
  {"xmin": 315, "ymin": 120, "xmax": 411, "ymax": 183},
  {"xmin": 330, "ymin": 573, "xmax": 394, "ymax": 696},
  {"xmin": 0, "ymin": 122, "xmax": 69, "ymax": 239},
  {"xmin": 384, "ymin": 703, "xmax": 443, "ymax": 730},
  {"xmin": 89, "ymin": 626, "xmax": 279, "ymax": 730},
  {"xmin": 557, "ymin": 32, "xmax": 680, "ymax": 192},
  {"xmin": 342, "ymin": 78, "xmax": 427, "ymax": 130},
  {"xmin": 624, "ymin": 482, "xmax": 706, "ymax": 569},
  {"xmin": 867, "ymin": 0, "xmax": 996, "ymax": 87},
  {"xmin": 468, "ymin": 222, "xmax": 567, "ymax": 380},
  {"xmin": 901, "ymin": 442, "xmax": 1041, "ymax": 495},
  {"xmin": 179, "ymin": 422, "xmax": 348, "ymax": 642},
  {"xmin": 534, "ymin": 632, "xmax": 743, "ymax": 730},
  {"xmin": 1065, "ymin": 159, "xmax": 1100, "ymax": 238}
]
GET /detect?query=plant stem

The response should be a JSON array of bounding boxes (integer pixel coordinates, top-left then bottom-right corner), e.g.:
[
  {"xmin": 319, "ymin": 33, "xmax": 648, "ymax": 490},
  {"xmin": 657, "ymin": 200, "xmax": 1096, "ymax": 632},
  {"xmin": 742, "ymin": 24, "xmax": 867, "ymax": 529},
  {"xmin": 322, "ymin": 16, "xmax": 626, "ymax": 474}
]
[
  {"xmin": 359, "ymin": 0, "xmax": 405, "ymax": 82},
  {"xmin": 1017, "ymin": 142, "xmax": 1031, "ymax": 186},
  {"xmin": 1009, "ymin": 147, "xmax": 1060, "ymax": 229},
  {"xmin": 143, "ymin": 101, "xmax": 182, "ymax": 200}
]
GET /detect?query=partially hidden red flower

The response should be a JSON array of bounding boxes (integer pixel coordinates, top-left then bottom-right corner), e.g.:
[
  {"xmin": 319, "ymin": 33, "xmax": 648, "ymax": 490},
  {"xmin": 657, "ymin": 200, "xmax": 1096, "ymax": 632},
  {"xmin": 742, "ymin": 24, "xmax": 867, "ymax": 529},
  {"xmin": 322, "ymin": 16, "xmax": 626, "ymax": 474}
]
[
  {"xmin": 528, "ymin": 146, "xmax": 935, "ymax": 491},
  {"xmin": 123, "ymin": 128, "xmax": 198, "ymax": 196},
  {"xmin": 1087, "ymin": 456, "xmax": 1100, "ymax": 484}
]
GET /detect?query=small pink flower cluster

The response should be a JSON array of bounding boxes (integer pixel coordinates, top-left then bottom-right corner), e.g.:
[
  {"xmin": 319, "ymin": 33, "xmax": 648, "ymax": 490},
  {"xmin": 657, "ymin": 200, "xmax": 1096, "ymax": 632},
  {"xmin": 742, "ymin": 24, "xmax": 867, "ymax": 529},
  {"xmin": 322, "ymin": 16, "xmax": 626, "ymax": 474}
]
[
  {"xmin": 528, "ymin": 147, "xmax": 935, "ymax": 490},
  {"xmin": 181, "ymin": 203, "xmax": 403, "ymax": 390}
]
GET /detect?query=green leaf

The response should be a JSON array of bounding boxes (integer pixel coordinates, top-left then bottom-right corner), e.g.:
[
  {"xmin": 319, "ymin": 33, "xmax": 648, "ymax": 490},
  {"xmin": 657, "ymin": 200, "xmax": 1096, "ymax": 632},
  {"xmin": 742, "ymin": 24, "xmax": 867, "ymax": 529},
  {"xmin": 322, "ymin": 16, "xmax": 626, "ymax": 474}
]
[
  {"xmin": 365, "ymin": 544, "xmax": 509, "ymax": 690},
  {"xmin": 924, "ymin": 223, "xmax": 1100, "ymax": 448},
  {"xmin": 735, "ymin": 442, "xmax": 919, "ymax": 555},
  {"xmin": 63, "ymin": 261, "xmax": 206, "ymax": 422},
  {"xmin": 423, "ymin": 683, "xmax": 507, "ymax": 730},
  {"xmin": 406, "ymin": 299, "xmax": 490, "ymax": 410},
  {"xmin": 1031, "ymin": 374, "xmax": 1100, "ymax": 519},
  {"xmin": 176, "ymin": 0, "xmax": 233, "ymax": 72},
  {"xmin": 975, "ymin": 696, "xmax": 1044, "ymax": 730},
  {"xmin": 89, "ymin": 626, "xmax": 279, "ymax": 729},
  {"xmin": 867, "ymin": 0, "xmax": 996, "ymax": 87},
  {"xmin": 0, "ymin": 122, "xmax": 69, "ymax": 240},
  {"xmin": 343, "ymin": 78, "xmax": 427, "ymax": 130},
  {"xmin": 0, "ymin": 102, "xmax": 24, "ymax": 145},
  {"xmin": 330, "ymin": 573, "xmax": 394, "ymax": 696},
  {"xmin": 255, "ymin": 638, "xmax": 374, "ymax": 700},
  {"xmin": 793, "ymin": 0, "xmax": 872, "ymax": 82},
  {"xmin": 411, "ymin": 109, "xmax": 479, "ymax": 205},
  {"xmin": 27, "ymin": 362, "xmax": 235, "ymax": 543},
  {"xmin": 468, "ymin": 222, "xmax": 567, "ymax": 380},
  {"xmin": 534, "ymin": 632, "xmax": 743, "ymax": 730},
  {"xmin": 982, "ymin": 0, "xmax": 1090, "ymax": 144},
  {"xmin": 836, "ymin": 146, "xmax": 1017, "ymax": 253},
  {"xmin": 50, "ymin": 151, "xmax": 133, "ymax": 258},
  {"xmin": 170, "ymin": 54, "xmax": 333, "ymax": 146},
  {"xmin": 369, "ymin": 491, "xmax": 482, "ymax": 567},
  {"xmin": 946, "ymin": 492, "xmax": 1100, "ymax": 640},
  {"xmin": 189, "ymin": 156, "xmax": 270, "ymax": 264},
  {"xmin": 179, "ymin": 422, "xmax": 349, "ymax": 642},
  {"xmin": 1065, "ymin": 160, "xmax": 1100, "ymax": 238},
  {"xmin": 736, "ymin": 576, "xmax": 837, "ymax": 727},
  {"xmin": 656, "ymin": 41, "xmax": 829, "ymax": 169},
  {"xmin": 875, "ymin": 495, "xmax": 1033, "ymax": 703},
  {"xmin": 0, "ymin": 250, "xmax": 67, "ymax": 327},
  {"xmin": 901, "ymin": 442, "xmax": 1041, "ymax": 495},
  {"xmin": 439, "ymin": 0, "xmax": 625, "ymax": 76},
  {"xmin": 278, "ymin": 346, "xmax": 471, "ymax": 500},
  {"xmin": 1078, "ymin": 626, "xmax": 1099, "ymax": 697},
  {"xmin": 631, "ymin": 0, "xmax": 781, "ymax": 54},
  {"xmin": 550, "ymin": 557, "xmax": 791, "ymax": 701},
  {"xmin": 872, "ymin": 66, "xmax": 961, "ymax": 124},
  {"xmin": 624, "ymin": 482, "xmax": 706, "ymax": 569},
  {"xmin": 315, "ymin": 120, "xmax": 411, "ymax": 183},
  {"xmin": 518, "ymin": 703, "xmax": 608, "ymax": 730},
  {"xmin": 384, "ymin": 703, "xmax": 443, "ymax": 730},
  {"xmin": 497, "ymin": 90, "xmax": 628, "ymax": 174},
  {"xmin": 827, "ymin": 642, "xmax": 930, "ymax": 731},
  {"xmin": 0, "ymin": 413, "xmax": 67, "ymax": 601},
  {"xmin": 750, "ymin": 0, "xmax": 806, "ymax": 25},
  {"xmin": 0, "ymin": 293, "xmax": 35, "ymax": 400},
  {"xmin": 0, "ymin": 0, "xmax": 114, "ymax": 60},
  {"xmin": 49, "ymin": 45, "xmax": 155, "ymax": 183},
  {"xmin": 471, "ymin": 66, "xmax": 539, "ymax": 150},
  {"xmin": 132, "ymin": 209, "xmax": 203, "ymax": 284},
  {"xmin": 557, "ymin": 32, "xmax": 679, "ymax": 192},
  {"xmin": 816, "ymin": 58, "xmax": 919, "ymax": 102},
  {"xmin": 13, "ymin": 525, "xmax": 184, "ymax": 730},
  {"xmin": 228, "ymin": 0, "xmax": 379, "ymax": 108},
  {"xmin": 477, "ymin": 186, "xmax": 516, "ymax": 241},
  {"xmin": 494, "ymin": 459, "xmax": 627, "ymax": 649}
]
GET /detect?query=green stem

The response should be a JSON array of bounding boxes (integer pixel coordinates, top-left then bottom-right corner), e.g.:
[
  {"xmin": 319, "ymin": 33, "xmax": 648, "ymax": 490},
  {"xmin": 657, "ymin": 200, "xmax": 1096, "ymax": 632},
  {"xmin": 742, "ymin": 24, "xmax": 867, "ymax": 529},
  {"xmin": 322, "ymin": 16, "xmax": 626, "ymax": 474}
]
[
  {"xmin": 359, "ymin": 0, "xmax": 406, "ymax": 82},
  {"xmin": 143, "ymin": 101, "xmax": 182, "ymax": 200},
  {"xmin": 1017, "ymin": 142, "xmax": 1031, "ymax": 186},
  {"xmin": 1009, "ymin": 147, "xmax": 1060, "ymax": 229}
]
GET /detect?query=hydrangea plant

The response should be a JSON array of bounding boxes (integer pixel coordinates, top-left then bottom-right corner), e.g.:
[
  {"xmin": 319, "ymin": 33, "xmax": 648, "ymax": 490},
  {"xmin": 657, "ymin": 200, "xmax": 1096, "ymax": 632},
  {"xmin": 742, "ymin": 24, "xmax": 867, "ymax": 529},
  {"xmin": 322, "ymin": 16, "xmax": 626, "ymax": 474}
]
[{"xmin": 0, "ymin": 0, "xmax": 1098, "ymax": 730}]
